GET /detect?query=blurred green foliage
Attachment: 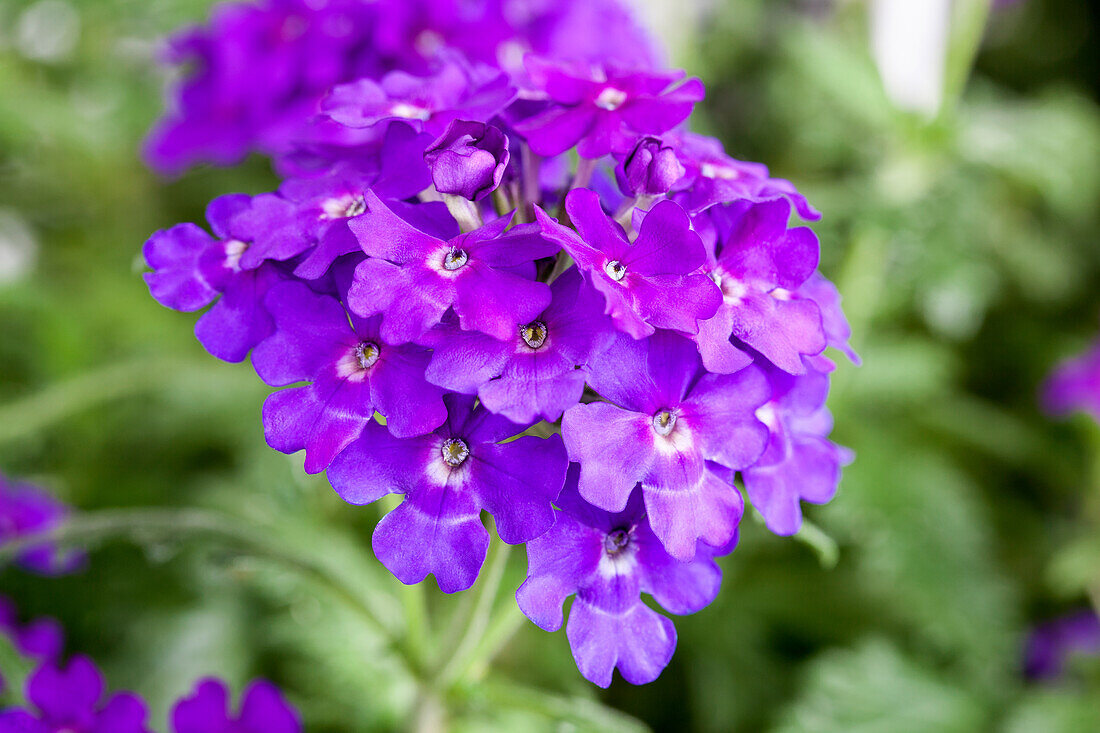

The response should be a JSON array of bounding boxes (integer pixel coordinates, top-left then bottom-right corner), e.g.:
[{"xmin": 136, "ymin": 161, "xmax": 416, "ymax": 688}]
[{"xmin": 1, "ymin": 0, "xmax": 1099, "ymax": 731}]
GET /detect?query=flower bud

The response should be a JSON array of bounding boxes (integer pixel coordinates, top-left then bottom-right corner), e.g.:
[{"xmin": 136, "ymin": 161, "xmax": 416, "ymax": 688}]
[
  {"xmin": 424, "ymin": 120, "xmax": 510, "ymax": 201},
  {"xmin": 615, "ymin": 135, "xmax": 684, "ymax": 197}
]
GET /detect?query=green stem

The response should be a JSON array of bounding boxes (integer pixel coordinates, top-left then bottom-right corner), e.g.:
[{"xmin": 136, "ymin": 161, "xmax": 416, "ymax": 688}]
[
  {"xmin": 941, "ymin": 0, "xmax": 993, "ymax": 118},
  {"xmin": 434, "ymin": 538, "xmax": 512, "ymax": 686},
  {"xmin": 0, "ymin": 509, "xmax": 420, "ymax": 676},
  {"xmin": 456, "ymin": 602, "xmax": 526, "ymax": 684},
  {"xmin": 0, "ymin": 636, "xmax": 34, "ymax": 707},
  {"xmin": 0, "ymin": 356, "xmax": 214, "ymax": 444}
]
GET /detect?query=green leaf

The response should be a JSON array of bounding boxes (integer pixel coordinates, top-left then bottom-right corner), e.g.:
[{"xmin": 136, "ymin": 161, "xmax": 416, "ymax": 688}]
[{"xmin": 772, "ymin": 639, "xmax": 988, "ymax": 733}]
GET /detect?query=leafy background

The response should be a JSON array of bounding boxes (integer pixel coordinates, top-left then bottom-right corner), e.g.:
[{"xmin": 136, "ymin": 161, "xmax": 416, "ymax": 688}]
[{"xmin": 1, "ymin": 0, "xmax": 1099, "ymax": 730}]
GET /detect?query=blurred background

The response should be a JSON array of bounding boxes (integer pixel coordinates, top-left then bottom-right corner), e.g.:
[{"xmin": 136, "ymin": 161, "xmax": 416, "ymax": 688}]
[{"xmin": 1, "ymin": 0, "xmax": 1099, "ymax": 730}]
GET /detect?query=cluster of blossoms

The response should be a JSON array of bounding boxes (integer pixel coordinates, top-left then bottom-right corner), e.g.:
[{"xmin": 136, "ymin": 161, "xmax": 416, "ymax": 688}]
[
  {"xmin": 0, "ymin": 595, "xmax": 300, "ymax": 732},
  {"xmin": 142, "ymin": 0, "xmax": 855, "ymax": 687}
]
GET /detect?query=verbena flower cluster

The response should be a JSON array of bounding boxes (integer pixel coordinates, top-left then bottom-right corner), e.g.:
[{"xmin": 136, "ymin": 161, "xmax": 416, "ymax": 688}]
[
  {"xmin": 142, "ymin": 0, "xmax": 855, "ymax": 687},
  {"xmin": 0, "ymin": 596, "xmax": 300, "ymax": 733}
]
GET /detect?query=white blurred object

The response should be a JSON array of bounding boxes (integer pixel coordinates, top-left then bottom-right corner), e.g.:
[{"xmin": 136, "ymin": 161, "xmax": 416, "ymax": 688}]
[
  {"xmin": 0, "ymin": 209, "xmax": 39, "ymax": 285},
  {"xmin": 635, "ymin": 0, "xmax": 713, "ymax": 64},
  {"xmin": 870, "ymin": 0, "xmax": 952, "ymax": 118},
  {"xmin": 15, "ymin": 0, "xmax": 80, "ymax": 63}
]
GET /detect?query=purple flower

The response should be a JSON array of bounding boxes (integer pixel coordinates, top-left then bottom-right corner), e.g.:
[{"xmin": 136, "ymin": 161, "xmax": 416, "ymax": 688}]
[
  {"xmin": 322, "ymin": 58, "xmax": 516, "ymax": 137},
  {"xmin": 0, "ymin": 655, "xmax": 150, "ymax": 733},
  {"xmin": 347, "ymin": 192, "xmax": 557, "ymax": 342},
  {"xmin": 561, "ymin": 330, "xmax": 767, "ymax": 559},
  {"xmin": 536, "ymin": 189, "xmax": 721, "ymax": 340},
  {"xmin": 515, "ymin": 58, "xmax": 704, "ymax": 159},
  {"xmin": 0, "ymin": 475, "xmax": 82, "ymax": 576},
  {"xmin": 171, "ymin": 678, "xmax": 301, "ymax": 733},
  {"xmin": 669, "ymin": 131, "xmax": 820, "ymax": 221},
  {"xmin": 721, "ymin": 358, "xmax": 852, "ymax": 536},
  {"xmin": 422, "ymin": 267, "xmax": 615, "ymax": 423},
  {"xmin": 1043, "ymin": 335, "xmax": 1100, "ymax": 421},
  {"xmin": 695, "ymin": 198, "xmax": 826, "ymax": 375},
  {"xmin": 1024, "ymin": 610, "xmax": 1100, "ymax": 681},
  {"xmin": 0, "ymin": 597, "xmax": 64, "ymax": 696},
  {"xmin": 233, "ymin": 123, "xmax": 433, "ymax": 281},
  {"xmin": 329, "ymin": 395, "xmax": 568, "ymax": 592},
  {"xmin": 615, "ymin": 135, "xmax": 685, "ymax": 197},
  {"xmin": 424, "ymin": 120, "xmax": 510, "ymax": 200},
  {"xmin": 143, "ymin": 194, "xmax": 285, "ymax": 362},
  {"xmin": 253, "ymin": 280, "xmax": 448, "ymax": 473},
  {"xmin": 143, "ymin": 0, "xmax": 383, "ymax": 175},
  {"xmin": 517, "ymin": 472, "xmax": 722, "ymax": 687},
  {"xmin": 799, "ymin": 271, "xmax": 860, "ymax": 365}
]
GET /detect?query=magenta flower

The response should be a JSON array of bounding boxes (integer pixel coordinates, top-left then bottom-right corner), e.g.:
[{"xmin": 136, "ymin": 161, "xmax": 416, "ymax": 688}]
[
  {"xmin": 424, "ymin": 120, "xmax": 510, "ymax": 201},
  {"xmin": 717, "ymin": 358, "xmax": 852, "ymax": 536},
  {"xmin": 0, "ymin": 656, "xmax": 150, "ymax": 733},
  {"xmin": 253, "ymin": 280, "xmax": 447, "ymax": 473},
  {"xmin": 695, "ymin": 198, "xmax": 826, "ymax": 375},
  {"xmin": 422, "ymin": 267, "xmax": 615, "ymax": 423},
  {"xmin": 143, "ymin": 194, "xmax": 286, "ymax": 362},
  {"xmin": 234, "ymin": 122, "xmax": 433, "ymax": 280},
  {"xmin": 517, "ymin": 473, "xmax": 722, "ymax": 687},
  {"xmin": 322, "ymin": 57, "xmax": 515, "ymax": 137},
  {"xmin": 615, "ymin": 135, "xmax": 685, "ymax": 197},
  {"xmin": 669, "ymin": 131, "xmax": 820, "ymax": 220},
  {"xmin": 536, "ymin": 189, "xmax": 721, "ymax": 340},
  {"xmin": 171, "ymin": 678, "xmax": 300, "ymax": 733},
  {"xmin": 562, "ymin": 331, "xmax": 767, "ymax": 559},
  {"xmin": 329, "ymin": 395, "xmax": 568, "ymax": 592},
  {"xmin": 347, "ymin": 192, "xmax": 558, "ymax": 342},
  {"xmin": 515, "ymin": 58, "xmax": 704, "ymax": 158}
]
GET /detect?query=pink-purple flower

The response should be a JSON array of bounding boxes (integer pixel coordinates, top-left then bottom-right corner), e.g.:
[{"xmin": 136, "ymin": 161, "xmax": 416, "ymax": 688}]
[
  {"xmin": 329, "ymin": 395, "xmax": 568, "ymax": 592},
  {"xmin": 517, "ymin": 473, "xmax": 723, "ymax": 687},
  {"xmin": 515, "ymin": 59, "xmax": 704, "ymax": 159},
  {"xmin": 537, "ymin": 190, "xmax": 721, "ymax": 340},
  {"xmin": 172, "ymin": 678, "xmax": 300, "ymax": 733}
]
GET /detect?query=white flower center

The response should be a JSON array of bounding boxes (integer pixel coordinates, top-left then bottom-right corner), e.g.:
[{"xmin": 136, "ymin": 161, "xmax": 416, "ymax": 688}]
[
  {"xmin": 700, "ymin": 162, "xmax": 739, "ymax": 180},
  {"xmin": 443, "ymin": 248, "xmax": 468, "ymax": 271},
  {"xmin": 441, "ymin": 438, "xmax": 470, "ymax": 467},
  {"xmin": 224, "ymin": 239, "xmax": 248, "ymax": 271},
  {"xmin": 321, "ymin": 195, "xmax": 366, "ymax": 220},
  {"xmin": 519, "ymin": 321, "xmax": 548, "ymax": 349},
  {"xmin": 604, "ymin": 260, "xmax": 627, "ymax": 282},
  {"xmin": 595, "ymin": 87, "xmax": 628, "ymax": 111},
  {"xmin": 390, "ymin": 102, "xmax": 432, "ymax": 121},
  {"xmin": 354, "ymin": 341, "xmax": 380, "ymax": 370},
  {"xmin": 652, "ymin": 409, "xmax": 677, "ymax": 437}
]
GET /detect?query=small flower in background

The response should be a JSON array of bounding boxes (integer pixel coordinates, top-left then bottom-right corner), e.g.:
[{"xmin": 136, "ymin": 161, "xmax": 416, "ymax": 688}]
[
  {"xmin": 0, "ymin": 596, "xmax": 64, "ymax": 695},
  {"xmin": 171, "ymin": 678, "xmax": 300, "ymax": 733},
  {"xmin": 1024, "ymin": 610, "xmax": 1100, "ymax": 682},
  {"xmin": 0, "ymin": 473, "xmax": 82, "ymax": 576},
  {"xmin": 1042, "ymin": 336, "xmax": 1100, "ymax": 421},
  {"xmin": 0, "ymin": 598, "xmax": 301, "ymax": 733},
  {"xmin": 0, "ymin": 655, "xmax": 151, "ymax": 733}
]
